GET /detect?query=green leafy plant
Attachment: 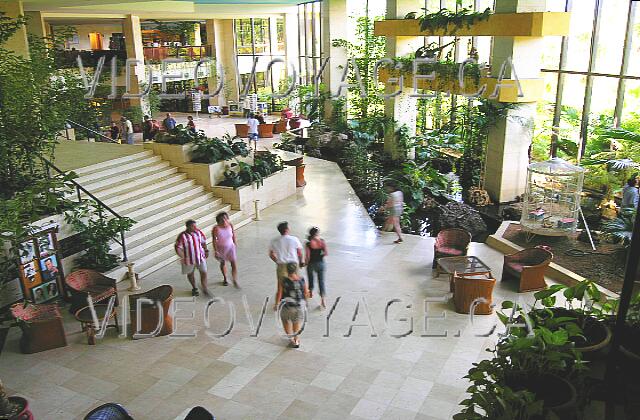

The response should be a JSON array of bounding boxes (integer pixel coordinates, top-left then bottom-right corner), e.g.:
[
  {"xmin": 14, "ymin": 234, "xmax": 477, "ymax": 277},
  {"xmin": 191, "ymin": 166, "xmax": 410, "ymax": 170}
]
[
  {"xmin": 155, "ymin": 125, "xmax": 206, "ymax": 145},
  {"xmin": 219, "ymin": 152, "xmax": 283, "ymax": 189},
  {"xmin": 273, "ymin": 131, "xmax": 298, "ymax": 152},
  {"xmin": 191, "ymin": 134, "xmax": 248, "ymax": 164},
  {"xmin": 418, "ymin": 7, "xmax": 492, "ymax": 34},
  {"xmin": 602, "ymin": 208, "xmax": 636, "ymax": 246},
  {"xmin": 64, "ymin": 200, "xmax": 136, "ymax": 271}
]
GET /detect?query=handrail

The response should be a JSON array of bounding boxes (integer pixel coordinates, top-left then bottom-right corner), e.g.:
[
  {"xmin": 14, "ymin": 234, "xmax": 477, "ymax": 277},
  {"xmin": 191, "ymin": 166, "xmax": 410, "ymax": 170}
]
[
  {"xmin": 42, "ymin": 158, "xmax": 128, "ymax": 262},
  {"xmin": 65, "ymin": 119, "xmax": 118, "ymax": 144}
]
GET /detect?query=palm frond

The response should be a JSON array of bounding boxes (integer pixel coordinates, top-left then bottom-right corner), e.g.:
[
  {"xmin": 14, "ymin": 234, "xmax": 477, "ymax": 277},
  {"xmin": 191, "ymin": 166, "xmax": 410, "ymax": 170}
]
[{"xmin": 598, "ymin": 128, "xmax": 640, "ymax": 143}]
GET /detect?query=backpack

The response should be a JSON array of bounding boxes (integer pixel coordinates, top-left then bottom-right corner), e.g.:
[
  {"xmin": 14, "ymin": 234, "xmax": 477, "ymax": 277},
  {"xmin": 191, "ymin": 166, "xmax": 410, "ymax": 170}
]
[{"xmin": 282, "ymin": 277, "xmax": 305, "ymax": 306}]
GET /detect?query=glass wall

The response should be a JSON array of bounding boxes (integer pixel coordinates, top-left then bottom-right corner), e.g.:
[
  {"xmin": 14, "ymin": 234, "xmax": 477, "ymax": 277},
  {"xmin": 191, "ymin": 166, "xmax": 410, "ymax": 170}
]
[
  {"xmin": 234, "ymin": 17, "xmax": 287, "ymax": 110},
  {"xmin": 537, "ymin": 0, "xmax": 640, "ymax": 160},
  {"xmin": 297, "ymin": 1, "xmax": 322, "ymax": 86}
]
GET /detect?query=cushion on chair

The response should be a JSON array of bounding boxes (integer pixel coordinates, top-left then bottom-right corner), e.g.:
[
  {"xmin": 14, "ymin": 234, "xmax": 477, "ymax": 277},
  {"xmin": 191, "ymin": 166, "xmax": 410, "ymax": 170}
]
[
  {"xmin": 505, "ymin": 262, "xmax": 525, "ymax": 273},
  {"xmin": 437, "ymin": 247, "xmax": 465, "ymax": 256}
]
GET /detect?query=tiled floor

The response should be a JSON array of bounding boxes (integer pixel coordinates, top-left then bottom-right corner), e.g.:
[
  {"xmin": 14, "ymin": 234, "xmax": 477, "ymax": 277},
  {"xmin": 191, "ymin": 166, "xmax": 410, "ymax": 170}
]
[{"xmin": 1, "ymin": 150, "xmax": 542, "ymax": 419}]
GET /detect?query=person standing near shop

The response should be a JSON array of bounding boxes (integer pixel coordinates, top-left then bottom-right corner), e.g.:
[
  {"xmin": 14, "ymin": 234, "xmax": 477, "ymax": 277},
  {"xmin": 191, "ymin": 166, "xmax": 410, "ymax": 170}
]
[
  {"xmin": 622, "ymin": 175, "xmax": 639, "ymax": 209},
  {"xmin": 142, "ymin": 115, "xmax": 158, "ymax": 142},
  {"xmin": 247, "ymin": 113, "xmax": 259, "ymax": 151},
  {"xmin": 187, "ymin": 115, "xmax": 196, "ymax": 133},
  {"xmin": 269, "ymin": 222, "xmax": 304, "ymax": 309},
  {"xmin": 163, "ymin": 113, "xmax": 177, "ymax": 131},
  {"xmin": 121, "ymin": 116, "xmax": 134, "ymax": 145},
  {"xmin": 175, "ymin": 220, "xmax": 210, "ymax": 297}
]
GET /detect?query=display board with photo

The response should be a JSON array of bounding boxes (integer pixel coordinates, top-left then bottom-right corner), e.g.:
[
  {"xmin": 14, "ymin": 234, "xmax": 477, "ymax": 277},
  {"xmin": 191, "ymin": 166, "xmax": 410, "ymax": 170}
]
[{"xmin": 13, "ymin": 227, "xmax": 65, "ymax": 306}]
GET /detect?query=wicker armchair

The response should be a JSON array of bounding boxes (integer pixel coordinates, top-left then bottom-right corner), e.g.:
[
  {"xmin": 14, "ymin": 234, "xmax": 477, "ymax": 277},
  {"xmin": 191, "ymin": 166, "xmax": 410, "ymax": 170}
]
[
  {"xmin": 84, "ymin": 403, "xmax": 133, "ymax": 420},
  {"xmin": 129, "ymin": 285, "xmax": 174, "ymax": 338},
  {"xmin": 453, "ymin": 272, "xmax": 496, "ymax": 315},
  {"xmin": 10, "ymin": 303, "xmax": 67, "ymax": 354},
  {"xmin": 433, "ymin": 228, "xmax": 472, "ymax": 268},
  {"xmin": 65, "ymin": 269, "xmax": 118, "ymax": 314},
  {"xmin": 502, "ymin": 248, "xmax": 553, "ymax": 292}
]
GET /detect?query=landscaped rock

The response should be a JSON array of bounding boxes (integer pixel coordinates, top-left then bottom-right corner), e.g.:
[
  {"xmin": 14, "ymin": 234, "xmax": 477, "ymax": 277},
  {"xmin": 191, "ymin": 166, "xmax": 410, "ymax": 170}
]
[{"xmin": 434, "ymin": 202, "xmax": 487, "ymax": 237}]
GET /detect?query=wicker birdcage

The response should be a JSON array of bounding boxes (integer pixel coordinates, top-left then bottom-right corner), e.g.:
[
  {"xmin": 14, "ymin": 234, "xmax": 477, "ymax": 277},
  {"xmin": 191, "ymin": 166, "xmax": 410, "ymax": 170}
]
[{"xmin": 520, "ymin": 158, "xmax": 585, "ymax": 236}]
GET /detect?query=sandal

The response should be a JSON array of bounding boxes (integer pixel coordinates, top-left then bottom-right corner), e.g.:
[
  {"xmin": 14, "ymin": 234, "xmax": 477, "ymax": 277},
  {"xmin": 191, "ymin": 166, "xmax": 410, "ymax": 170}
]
[
  {"xmin": 191, "ymin": 288, "xmax": 200, "ymax": 297},
  {"xmin": 222, "ymin": 280, "xmax": 229, "ymax": 286},
  {"xmin": 394, "ymin": 239, "xmax": 403, "ymax": 244}
]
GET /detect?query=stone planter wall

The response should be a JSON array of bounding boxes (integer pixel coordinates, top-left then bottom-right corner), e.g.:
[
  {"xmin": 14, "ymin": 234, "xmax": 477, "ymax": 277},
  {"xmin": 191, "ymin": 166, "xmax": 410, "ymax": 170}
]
[
  {"xmin": 211, "ymin": 167, "xmax": 296, "ymax": 216},
  {"xmin": 179, "ymin": 155, "xmax": 254, "ymax": 189},
  {"xmin": 143, "ymin": 142, "xmax": 195, "ymax": 166}
]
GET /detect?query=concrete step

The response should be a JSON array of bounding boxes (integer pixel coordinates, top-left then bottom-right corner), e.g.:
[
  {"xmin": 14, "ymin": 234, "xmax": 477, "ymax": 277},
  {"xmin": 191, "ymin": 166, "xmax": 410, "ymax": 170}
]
[
  {"xmin": 124, "ymin": 187, "xmax": 209, "ymax": 221},
  {"xmin": 95, "ymin": 168, "xmax": 182, "ymax": 201},
  {"xmin": 127, "ymin": 195, "xmax": 221, "ymax": 236},
  {"xmin": 101, "ymin": 173, "xmax": 189, "ymax": 207},
  {"xmin": 72, "ymin": 151, "xmax": 154, "ymax": 176},
  {"xmin": 75, "ymin": 155, "xmax": 163, "ymax": 184},
  {"xmin": 110, "ymin": 180, "xmax": 199, "ymax": 215},
  {"xmin": 113, "ymin": 201, "xmax": 228, "ymax": 253},
  {"xmin": 79, "ymin": 161, "xmax": 172, "ymax": 192}
]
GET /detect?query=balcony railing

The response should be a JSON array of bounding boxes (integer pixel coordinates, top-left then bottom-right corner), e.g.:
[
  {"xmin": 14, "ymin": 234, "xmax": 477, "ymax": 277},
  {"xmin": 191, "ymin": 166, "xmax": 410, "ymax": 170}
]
[{"xmin": 143, "ymin": 45, "xmax": 212, "ymax": 63}]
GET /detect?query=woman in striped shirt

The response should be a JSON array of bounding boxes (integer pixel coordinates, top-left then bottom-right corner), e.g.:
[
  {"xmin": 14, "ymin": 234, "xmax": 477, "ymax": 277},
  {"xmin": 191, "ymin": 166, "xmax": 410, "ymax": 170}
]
[{"xmin": 175, "ymin": 220, "xmax": 209, "ymax": 296}]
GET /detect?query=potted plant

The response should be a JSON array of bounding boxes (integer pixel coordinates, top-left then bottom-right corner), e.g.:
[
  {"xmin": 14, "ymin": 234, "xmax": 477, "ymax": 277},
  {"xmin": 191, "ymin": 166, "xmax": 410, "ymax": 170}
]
[
  {"xmin": 0, "ymin": 379, "xmax": 32, "ymax": 420},
  {"xmin": 619, "ymin": 293, "xmax": 640, "ymax": 374},
  {"xmin": 530, "ymin": 281, "xmax": 613, "ymax": 359}
]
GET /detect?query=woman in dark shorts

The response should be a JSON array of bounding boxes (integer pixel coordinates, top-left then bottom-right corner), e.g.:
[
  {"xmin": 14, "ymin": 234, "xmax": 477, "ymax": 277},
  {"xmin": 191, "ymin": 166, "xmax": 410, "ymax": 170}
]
[
  {"xmin": 305, "ymin": 227, "xmax": 328, "ymax": 309},
  {"xmin": 276, "ymin": 263, "xmax": 309, "ymax": 348}
]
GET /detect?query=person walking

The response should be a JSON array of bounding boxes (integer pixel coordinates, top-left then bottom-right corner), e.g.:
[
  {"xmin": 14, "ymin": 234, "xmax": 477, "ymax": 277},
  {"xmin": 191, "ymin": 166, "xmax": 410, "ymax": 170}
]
[
  {"xmin": 109, "ymin": 121, "xmax": 120, "ymax": 142},
  {"xmin": 380, "ymin": 183, "xmax": 404, "ymax": 243},
  {"xmin": 212, "ymin": 212, "xmax": 239, "ymax": 288},
  {"xmin": 163, "ymin": 113, "xmax": 177, "ymax": 131},
  {"xmin": 622, "ymin": 175, "xmax": 639, "ymax": 209},
  {"xmin": 175, "ymin": 220, "xmax": 210, "ymax": 296},
  {"xmin": 276, "ymin": 262, "xmax": 309, "ymax": 348},
  {"xmin": 187, "ymin": 115, "xmax": 196, "ymax": 133},
  {"xmin": 305, "ymin": 227, "xmax": 328, "ymax": 309},
  {"xmin": 269, "ymin": 222, "xmax": 304, "ymax": 309},
  {"xmin": 121, "ymin": 116, "xmax": 134, "ymax": 145},
  {"xmin": 247, "ymin": 113, "xmax": 259, "ymax": 151}
]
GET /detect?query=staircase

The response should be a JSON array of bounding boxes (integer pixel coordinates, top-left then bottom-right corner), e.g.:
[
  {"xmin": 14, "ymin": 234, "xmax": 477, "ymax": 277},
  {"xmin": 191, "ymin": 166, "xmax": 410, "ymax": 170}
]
[{"xmin": 72, "ymin": 150, "xmax": 251, "ymax": 279}]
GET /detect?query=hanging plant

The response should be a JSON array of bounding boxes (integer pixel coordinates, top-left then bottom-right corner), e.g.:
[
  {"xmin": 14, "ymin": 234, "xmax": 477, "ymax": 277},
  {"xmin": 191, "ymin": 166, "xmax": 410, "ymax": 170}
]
[{"xmin": 418, "ymin": 7, "xmax": 492, "ymax": 34}]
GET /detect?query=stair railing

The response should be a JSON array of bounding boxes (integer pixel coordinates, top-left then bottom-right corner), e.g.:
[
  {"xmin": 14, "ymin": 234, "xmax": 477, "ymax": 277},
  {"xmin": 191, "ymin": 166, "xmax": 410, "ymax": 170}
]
[
  {"xmin": 65, "ymin": 119, "xmax": 118, "ymax": 144},
  {"xmin": 43, "ymin": 158, "xmax": 128, "ymax": 262}
]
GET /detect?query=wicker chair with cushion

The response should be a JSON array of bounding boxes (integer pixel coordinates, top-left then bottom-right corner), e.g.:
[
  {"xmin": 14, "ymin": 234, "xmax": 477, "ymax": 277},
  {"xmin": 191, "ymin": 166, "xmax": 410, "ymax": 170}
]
[
  {"xmin": 10, "ymin": 303, "xmax": 67, "ymax": 354},
  {"xmin": 453, "ymin": 272, "xmax": 496, "ymax": 315},
  {"xmin": 65, "ymin": 269, "xmax": 118, "ymax": 314},
  {"xmin": 433, "ymin": 228, "xmax": 472, "ymax": 268},
  {"xmin": 502, "ymin": 248, "xmax": 553, "ymax": 292},
  {"xmin": 129, "ymin": 285, "xmax": 174, "ymax": 338}
]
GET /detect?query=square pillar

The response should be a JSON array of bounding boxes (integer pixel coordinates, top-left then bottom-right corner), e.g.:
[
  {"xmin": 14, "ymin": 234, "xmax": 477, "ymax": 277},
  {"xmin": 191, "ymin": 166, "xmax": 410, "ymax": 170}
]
[
  {"xmin": 214, "ymin": 19, "xmax": 239, "ymax": 106},
  {"xmin": 25, "ymin": 10, "xmax": 49, "ymax": 40},
  {"xmin": 0, "ymin": 0, "xmax": 29, "ymax": 57},
  {"xmin": 205, "ymin": 19, "xmax": 219, "ymax": 106},
  {"xmin": 321, "ymin": 0, "xmax": 347, "ymax": 96},
  {"xmin": 122, "ymin": 14, "xmax": 149, "ymax": 114}
]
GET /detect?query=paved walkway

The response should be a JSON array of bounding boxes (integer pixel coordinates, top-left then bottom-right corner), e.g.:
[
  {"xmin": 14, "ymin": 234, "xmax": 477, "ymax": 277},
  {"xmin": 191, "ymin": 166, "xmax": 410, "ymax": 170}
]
[{"xmin": 2, "ymin": 147, "xmax": 536, "ymax": 420}]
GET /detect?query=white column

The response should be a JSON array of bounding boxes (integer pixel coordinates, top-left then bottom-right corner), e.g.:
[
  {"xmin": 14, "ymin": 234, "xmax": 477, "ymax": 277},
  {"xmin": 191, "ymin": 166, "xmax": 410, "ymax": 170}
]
[
  {"xmin": 214, "ymin": 19, "xmax": 239, "ymax": 106},
  {"xmin": 123, "ymin": 15, "xmax": 149, "ymax": 114},
  {"xmin": 484, "ymin": 0, "xmax": 547, "ymax": 203},
  {"xmin": 321, "ymin": 0, "xmax": 348, "ymax": 96},
  {"xmin": 383, "ymin": 0, "xmax": 423, "ymax": 158}
]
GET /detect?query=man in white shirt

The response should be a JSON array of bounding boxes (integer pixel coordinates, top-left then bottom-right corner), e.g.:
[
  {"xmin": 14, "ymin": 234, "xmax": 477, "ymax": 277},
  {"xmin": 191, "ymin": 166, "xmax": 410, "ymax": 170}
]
[
  {"xmin": 247, "ymin": 113, "xmax": 259, "ymax": 151},
  {"xmin": 121, "ymin": 116, "xmax": 134, "ymax": 145},
  {"xmin": 269, "ymin": 221, "xmax": 303, "ymax": 307}
]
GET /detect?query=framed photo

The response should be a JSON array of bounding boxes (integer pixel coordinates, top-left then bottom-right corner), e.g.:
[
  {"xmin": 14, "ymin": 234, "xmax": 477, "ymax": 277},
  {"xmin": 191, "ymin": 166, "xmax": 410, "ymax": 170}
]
[
  {"xmin": 43, "ymin": 281, "xmax": 59, "ymax": 301},
  {"xmin": 31, "ymin": 284, "xmax": 47, "ymax": 304},
  {"xmin": 39, "ymin": 255, "xmax": 60, "ymax": 283},
  {"xmin": 19, "ymin": 240, "xmax": 36, "ymax": 264},
  {"xmin": 21, "ymin": 261, "xmax": 41, "ymax": 287},
  {"xmin": 38, "ymin": 233, "xmax": 56, "ymax": 258}
]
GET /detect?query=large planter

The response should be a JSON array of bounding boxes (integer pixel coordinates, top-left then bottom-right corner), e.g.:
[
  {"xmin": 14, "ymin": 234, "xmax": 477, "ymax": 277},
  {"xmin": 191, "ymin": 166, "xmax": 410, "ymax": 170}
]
[
  {"xmin": 144, "ymin": 142, "xmax": 195, "ymax": 166},
  {"xmin": 211, "ymin": 167, "xmax": 296, "ymax": 216},
  {"xmin": 258, "ymin": 123, "xmax": 274, "ymax": 138},
  {"xmin": 505, "ymin": 373, "xmax": 577, "ymax": 419},
  {"xmin": 543, "ymin": 308, "xmax": 612, "ymax": 359},
  {"xmin": 179, "ymin": 155, "xmax": 254, "ymax": 189},
  {"xmin": 289, "ymin": 117, "xmax": 301, "ymax": 130},
  {"xmin": 235, "ymin": 124, "xmax": 249, "ymax": 138},
  {"xmin": 284, "ymin": 157, "xmax": 306, "ymax": 187},
  {"xmin": 6, "ymin": 396, "xmax": 33, "ymax": 420},
  {"xmin": 273, "ymin": 119, "xmax": 287, "ymax": 134}
]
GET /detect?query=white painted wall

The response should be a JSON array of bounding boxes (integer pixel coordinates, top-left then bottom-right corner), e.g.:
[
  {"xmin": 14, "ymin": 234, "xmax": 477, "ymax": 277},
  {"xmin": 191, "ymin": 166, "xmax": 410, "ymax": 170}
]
[{"xmin": 53, "ymin": 23, "xmax": 123, "ymax": 50}]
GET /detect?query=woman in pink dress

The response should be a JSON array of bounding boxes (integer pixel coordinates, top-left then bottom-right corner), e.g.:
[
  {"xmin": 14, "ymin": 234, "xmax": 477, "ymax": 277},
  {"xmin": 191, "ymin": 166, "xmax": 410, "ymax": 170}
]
[{"xmin": 212, "ymin": 212, "xmax": 239, "ymax": 287}]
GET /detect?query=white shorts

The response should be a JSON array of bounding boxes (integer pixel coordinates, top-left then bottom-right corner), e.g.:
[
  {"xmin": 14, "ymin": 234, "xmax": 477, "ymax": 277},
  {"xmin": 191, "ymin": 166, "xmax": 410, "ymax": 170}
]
[{"xmin": 182, "ymin": 261, "xmax": 207, "ymax": 275}]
